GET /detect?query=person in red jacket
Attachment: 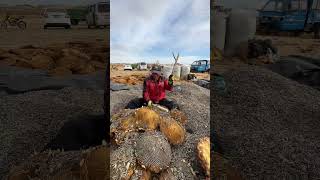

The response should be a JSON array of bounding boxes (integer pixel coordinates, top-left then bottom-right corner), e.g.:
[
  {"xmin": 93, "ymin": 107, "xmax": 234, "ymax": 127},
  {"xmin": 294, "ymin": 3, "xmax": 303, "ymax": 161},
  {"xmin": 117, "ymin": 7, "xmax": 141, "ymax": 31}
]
[{"xmin": 125, "ymin": 67, "xmax": 179, "ymax": 110}]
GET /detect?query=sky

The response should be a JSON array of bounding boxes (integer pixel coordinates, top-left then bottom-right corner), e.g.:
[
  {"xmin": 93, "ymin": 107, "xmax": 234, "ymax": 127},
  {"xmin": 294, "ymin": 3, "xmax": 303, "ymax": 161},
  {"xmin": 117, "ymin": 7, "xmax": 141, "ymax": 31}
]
[{"xmin": 110, "ymin": 0, "xmax": 210, "ymax": 65}]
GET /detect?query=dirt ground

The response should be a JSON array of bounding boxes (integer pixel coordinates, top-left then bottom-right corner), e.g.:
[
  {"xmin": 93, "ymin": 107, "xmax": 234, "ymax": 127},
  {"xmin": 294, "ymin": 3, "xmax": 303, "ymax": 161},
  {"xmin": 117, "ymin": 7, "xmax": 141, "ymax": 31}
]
[
  {"xmin": 0, "ymin": 15, "xmax": 108, "ymax": 49},
  {"xmin": 111, "ymin": 65, "xmax": 210, "ymax": 86}
]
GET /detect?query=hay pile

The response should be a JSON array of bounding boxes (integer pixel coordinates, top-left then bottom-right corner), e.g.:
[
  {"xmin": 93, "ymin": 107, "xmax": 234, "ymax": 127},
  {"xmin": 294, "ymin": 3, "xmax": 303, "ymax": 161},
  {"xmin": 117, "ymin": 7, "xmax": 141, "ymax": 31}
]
[
  {"xmin": 111, "ymin": 74, "xmax": 146, "ymax": 85},
  {"xmin": 0, "ymin": 41, "xmax": 107, "ymax": 76},
  {"xmin": 211, "ymin": 66, "xmax": 320, "ymax": 179},
  {"xmin": 6, "ymin": 145, "xmax": 109, "ymax": 180},
  {"xmin": 110, "ymin": 105, "xmax": 209, "ymax": 179}
]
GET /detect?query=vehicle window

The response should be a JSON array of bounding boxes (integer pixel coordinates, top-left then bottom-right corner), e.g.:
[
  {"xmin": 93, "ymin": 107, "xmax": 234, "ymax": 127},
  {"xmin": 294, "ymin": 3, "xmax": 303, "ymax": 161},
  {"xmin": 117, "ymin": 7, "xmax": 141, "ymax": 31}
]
[
  {"xmin": 200, "ymin": 61, "xmax": 207, "ymax": 65},
  {"xmin": 98, "ymin": 3, "xmax": 109, "ymax": 13},
  {"xmin": 192, "ymin": 61, "xmax": 198, "ymax": 65},
  {"xmin": 141, "ymin": 62, "xmax": 146, "ymax": 65}
]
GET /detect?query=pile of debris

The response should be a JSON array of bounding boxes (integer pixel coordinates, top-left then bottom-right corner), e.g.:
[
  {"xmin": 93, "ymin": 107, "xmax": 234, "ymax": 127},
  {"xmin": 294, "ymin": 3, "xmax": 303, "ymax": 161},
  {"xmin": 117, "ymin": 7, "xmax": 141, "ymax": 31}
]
[
  {"xmin": 111, "ymin": 74, "xmax": 147, "ymax": 85},
  {"xmin": 110, "ymin": 107, "xmax": 210, "ymax": 179},
  {"xmin": 212, "ymin": 66, "xmax": 320, "ymax": 179},
  {"xmin": 6, "ymin": 145, "xmax": 109, "ymax": 180},
  {"xmin": 0, "ymin": 41, "xmax": 107, "ymax": 76}
]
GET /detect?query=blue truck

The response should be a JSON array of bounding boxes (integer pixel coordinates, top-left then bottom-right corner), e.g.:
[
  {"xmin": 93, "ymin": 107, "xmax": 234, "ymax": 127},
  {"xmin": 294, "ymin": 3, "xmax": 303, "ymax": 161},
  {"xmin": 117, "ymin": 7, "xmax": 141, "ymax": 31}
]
[
  {"xmin": 257, "ymin": 0, "xmax": 320, "ymax": 38},
  {"xmin": 191, "ymin": 60, "xmax": 210, "ymax": 73}
]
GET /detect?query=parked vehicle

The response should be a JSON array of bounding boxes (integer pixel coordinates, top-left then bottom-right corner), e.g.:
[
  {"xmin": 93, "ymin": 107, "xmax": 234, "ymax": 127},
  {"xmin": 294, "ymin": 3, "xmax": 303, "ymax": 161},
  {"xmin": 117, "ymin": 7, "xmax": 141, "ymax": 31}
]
[
  {"xmin": 257, "ymin": 0, "xmax": 320, "ymax": 38},
  {"xmin": 124, "ymin": 64, "xmax": 133, "ymax": 71},
  {"xmin": 1, "ymin": 15, "xmax": 26, "ymax": 30},
  {"xmin": 191, "ymin": 60, "xmax": 210, "ymax": 73},
  {"xmin": 86, "ymin": 1, "xmax": 109, "ymax": 28},
  {"xmin": 43, "ymin": 12, "xmax": 71, "ymax": 29},
  {"xmin": 67, "ymin": 7, "xmax": 88, "ymax": 25},
  {"xmin": 138, "ymin": 62, "xmax": 148, "ymax": 70}
]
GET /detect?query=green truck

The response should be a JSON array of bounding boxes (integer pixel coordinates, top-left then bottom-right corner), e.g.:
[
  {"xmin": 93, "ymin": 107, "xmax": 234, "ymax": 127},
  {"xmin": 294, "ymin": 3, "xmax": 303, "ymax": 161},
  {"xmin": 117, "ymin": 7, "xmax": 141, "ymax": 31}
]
[{"xmin": 66, "ymin": 7, "xmax": 88, "ymax": 25}]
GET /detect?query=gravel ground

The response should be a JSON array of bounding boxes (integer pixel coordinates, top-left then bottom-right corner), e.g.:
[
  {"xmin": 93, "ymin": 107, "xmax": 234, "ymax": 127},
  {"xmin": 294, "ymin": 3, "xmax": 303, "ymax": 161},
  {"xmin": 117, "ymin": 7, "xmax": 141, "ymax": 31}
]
[
  {"xmin": 0, "ymin": 87, "xmax": 103, "ymax": 179},
  {"xmin": 110, "ymin": 82, "xmax": 210, "ymax": 179},
  {"xmin": 211, "ymin": 66, "xmax": 320, "ymax": 179}
]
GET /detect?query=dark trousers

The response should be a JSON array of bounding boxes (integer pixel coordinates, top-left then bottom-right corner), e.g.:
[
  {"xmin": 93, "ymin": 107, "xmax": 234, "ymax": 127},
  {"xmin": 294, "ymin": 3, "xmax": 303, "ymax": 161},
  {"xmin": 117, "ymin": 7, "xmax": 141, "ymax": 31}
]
[{"xmin": 125, "ymin": 98, "xmax": 179, "ymax": 111}]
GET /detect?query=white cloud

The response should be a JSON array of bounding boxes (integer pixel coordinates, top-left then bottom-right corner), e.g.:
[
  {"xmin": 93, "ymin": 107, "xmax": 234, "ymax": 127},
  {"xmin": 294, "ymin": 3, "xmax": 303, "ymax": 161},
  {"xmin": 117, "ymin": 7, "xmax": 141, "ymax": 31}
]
[{"xmin": 110, "ymin": 0, "xmax": 210, "ymax": 65}]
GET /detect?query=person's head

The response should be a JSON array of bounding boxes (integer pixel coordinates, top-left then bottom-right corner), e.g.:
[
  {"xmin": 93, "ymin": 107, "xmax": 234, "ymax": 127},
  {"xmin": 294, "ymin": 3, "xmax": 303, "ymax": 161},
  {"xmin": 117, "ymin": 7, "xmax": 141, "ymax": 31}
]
[
  {"xmin": 150, "ymin": 66, "xmax": 163, "ymax": 81},
  {"xmin": 151, "ymin": 71, "xmax": 161, "ymax": 81}
]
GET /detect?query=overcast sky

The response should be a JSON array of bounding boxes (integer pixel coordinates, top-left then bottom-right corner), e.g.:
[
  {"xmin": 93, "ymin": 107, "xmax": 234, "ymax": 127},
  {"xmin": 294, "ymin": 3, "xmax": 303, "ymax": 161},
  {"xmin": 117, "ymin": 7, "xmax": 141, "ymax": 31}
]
[{"xmin": 110, "ymin": 0, "xmax": 210, "ymax": 65}]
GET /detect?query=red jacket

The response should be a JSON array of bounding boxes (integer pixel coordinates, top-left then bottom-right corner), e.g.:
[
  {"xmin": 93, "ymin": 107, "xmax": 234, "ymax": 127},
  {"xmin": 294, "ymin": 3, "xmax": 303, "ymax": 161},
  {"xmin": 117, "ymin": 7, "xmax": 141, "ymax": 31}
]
[{"xmin": 143, "ymin": 76, "xmax": 173, "ymax": 103}]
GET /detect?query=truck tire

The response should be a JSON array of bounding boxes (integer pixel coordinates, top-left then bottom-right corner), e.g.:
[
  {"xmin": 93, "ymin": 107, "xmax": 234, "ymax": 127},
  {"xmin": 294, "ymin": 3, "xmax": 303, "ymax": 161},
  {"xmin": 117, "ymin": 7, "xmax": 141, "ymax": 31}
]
[{"xmin": 314, "ymin": 24, "xmax": 320, "ymax": 39}]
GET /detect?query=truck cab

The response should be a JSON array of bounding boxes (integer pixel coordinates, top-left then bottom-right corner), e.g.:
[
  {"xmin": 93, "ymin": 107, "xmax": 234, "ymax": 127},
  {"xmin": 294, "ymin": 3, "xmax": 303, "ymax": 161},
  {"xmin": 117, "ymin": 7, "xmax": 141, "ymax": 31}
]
[
  {"xmin": 258, "ymin": 0, "xmax": 320, "ymax": 37},
  {"xmin": 191, "ymin": 60, "xmax": 210, "ymax": 73}
]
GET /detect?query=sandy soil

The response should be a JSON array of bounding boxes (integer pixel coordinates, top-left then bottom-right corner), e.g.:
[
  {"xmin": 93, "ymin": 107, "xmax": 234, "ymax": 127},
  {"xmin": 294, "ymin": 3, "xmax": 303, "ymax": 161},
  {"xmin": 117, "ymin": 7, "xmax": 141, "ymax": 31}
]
[
  {"xmin": 0, "ymin": 15, "xmax": 108, "ymax": 49},
  {"xmin": 256, "ymin": 35, "xmax": 320, "ymax": 57}
]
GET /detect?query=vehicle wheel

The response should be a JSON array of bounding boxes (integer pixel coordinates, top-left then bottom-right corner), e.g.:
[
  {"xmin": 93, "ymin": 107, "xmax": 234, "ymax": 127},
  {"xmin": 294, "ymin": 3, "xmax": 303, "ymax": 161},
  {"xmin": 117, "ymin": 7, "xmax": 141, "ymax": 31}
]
[
  {"xmin": 17, "ymin": 21, "xmax": 26, "ymax": 30},
  {"xmin": 65, "ymin": 25, "xmax": 71, "ymax": 29},
  {"xmin": 44, "ymin": 25, "xmax": 47, "ymax": 29},
  {"xmin": 314, "ymin": 24, "xmax": 320, "ymax": 39},
  {"xmin": 88, "ymin": 25, "xmax": 91, "ymax": 29}
]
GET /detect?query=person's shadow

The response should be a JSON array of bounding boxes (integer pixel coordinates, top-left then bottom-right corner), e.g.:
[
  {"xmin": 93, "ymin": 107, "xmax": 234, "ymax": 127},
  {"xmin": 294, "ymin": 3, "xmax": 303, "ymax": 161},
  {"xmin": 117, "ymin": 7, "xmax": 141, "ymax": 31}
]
[{"xmin": 43, "ymin": 113, "xmax": 109, "ymax": 151}]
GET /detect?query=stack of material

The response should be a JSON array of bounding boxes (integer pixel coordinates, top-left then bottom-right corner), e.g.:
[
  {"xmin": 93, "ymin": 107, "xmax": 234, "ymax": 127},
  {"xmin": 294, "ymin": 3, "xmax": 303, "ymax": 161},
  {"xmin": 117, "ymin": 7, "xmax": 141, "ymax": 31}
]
[
  {"xmin": 211, "ymin": 66, "xmax": 320, "ymax": 179},
  {"xmin": 110, "ymin": 107, "xmax": 210, "ymax": 179},
  {"xmin": 110, "ymin": 82, "xmax": 210, "ymax": 179}
]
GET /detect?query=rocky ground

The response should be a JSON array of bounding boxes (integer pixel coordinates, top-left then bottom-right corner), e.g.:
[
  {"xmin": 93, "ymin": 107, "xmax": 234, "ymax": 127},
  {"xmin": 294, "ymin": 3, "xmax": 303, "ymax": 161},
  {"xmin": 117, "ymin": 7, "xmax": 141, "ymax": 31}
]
[
  {"xmin": 110, "ymin": 81, "xmax": 210, "ymax": 179},
  {"xmin": 212, "ymin": 66, "xmax": 320, "ymax": 179},
  {"xmin": 0, "ymin": 65, "xmax": 105, "ymax": 179}
]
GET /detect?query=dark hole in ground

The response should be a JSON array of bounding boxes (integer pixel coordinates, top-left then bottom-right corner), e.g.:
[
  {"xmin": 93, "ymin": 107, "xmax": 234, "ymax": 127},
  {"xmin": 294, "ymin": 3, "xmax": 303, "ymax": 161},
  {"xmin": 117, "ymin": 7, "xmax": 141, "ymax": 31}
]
[{"xmin": 43, "ymin": 113, "xmax": 109, "ymax": 151}]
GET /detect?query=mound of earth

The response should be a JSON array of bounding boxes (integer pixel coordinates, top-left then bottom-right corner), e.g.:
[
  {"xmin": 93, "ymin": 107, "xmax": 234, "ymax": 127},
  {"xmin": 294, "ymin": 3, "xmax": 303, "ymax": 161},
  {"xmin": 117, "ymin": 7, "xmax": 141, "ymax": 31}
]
[
  {"xmin": 110, "ymin": 82, "xmax": 210, "ymax": 179},
  {"xmin": 211, "ymin": 66, "xmax": 320, "ymax": 179}
]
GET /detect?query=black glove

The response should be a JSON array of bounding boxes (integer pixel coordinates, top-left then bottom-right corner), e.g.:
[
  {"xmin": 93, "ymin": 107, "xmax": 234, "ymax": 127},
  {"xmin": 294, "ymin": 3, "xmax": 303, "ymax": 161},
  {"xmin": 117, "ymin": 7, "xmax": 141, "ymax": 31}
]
[{"xmin": 168, "ymin": 75, "xmax": 173, "ymax": 86}]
